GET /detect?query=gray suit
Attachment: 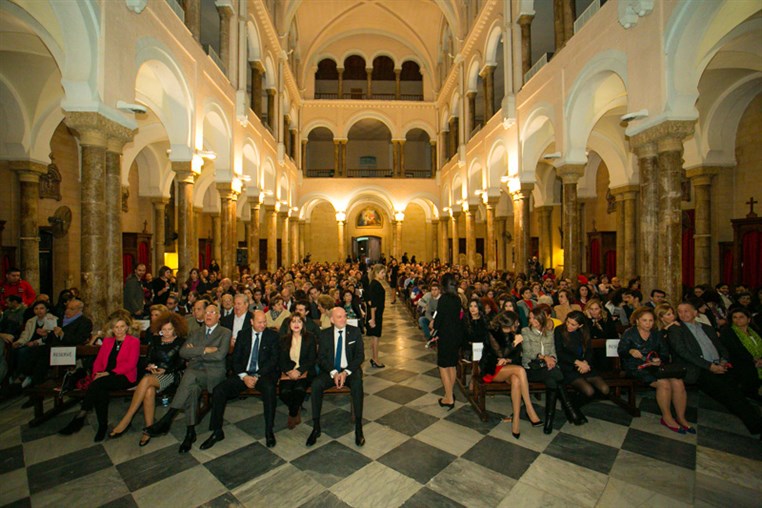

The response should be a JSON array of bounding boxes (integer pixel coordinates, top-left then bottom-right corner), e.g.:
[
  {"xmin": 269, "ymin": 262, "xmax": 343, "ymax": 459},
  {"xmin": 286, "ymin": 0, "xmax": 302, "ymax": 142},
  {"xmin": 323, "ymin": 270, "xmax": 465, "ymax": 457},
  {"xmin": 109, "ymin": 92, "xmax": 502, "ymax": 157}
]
[
  {"xmin": 185, "ymin": 314, "xmax": 204, "ymax": 334},
  {"xmin": 171, "ymin": 324, "xmax": 231, "ymax": 425}
]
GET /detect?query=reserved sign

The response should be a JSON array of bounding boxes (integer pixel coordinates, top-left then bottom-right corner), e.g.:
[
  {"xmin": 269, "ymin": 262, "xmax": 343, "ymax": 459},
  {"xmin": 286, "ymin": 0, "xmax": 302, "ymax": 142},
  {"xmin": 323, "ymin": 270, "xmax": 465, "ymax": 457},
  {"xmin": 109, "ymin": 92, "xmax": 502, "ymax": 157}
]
[
  {"xmin": 606, "ymin": 339, "xmax": 620, "ymax": 357},
  {"xmin": 50, "ymin": 347, "xmax": 76, "ymax": 366}
]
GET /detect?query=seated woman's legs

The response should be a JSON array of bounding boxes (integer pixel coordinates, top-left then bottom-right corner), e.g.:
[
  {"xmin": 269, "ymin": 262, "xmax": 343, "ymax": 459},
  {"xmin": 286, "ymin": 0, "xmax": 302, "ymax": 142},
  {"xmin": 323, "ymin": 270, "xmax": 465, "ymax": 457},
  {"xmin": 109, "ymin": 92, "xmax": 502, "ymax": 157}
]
[
  {"xmin": 112, "ymin": 375, "xmax": 160, "ymax": 434},
  {"xmin": 669, "ymin": 378, "xmax": 692, "ymax": 429},
  {"xmin": 651, "ymin": 378, "xmax": 679, "ymax": 427},
  {"xmin": 570, "ymin": 378, "xmax": 595, "ymax": 399}
]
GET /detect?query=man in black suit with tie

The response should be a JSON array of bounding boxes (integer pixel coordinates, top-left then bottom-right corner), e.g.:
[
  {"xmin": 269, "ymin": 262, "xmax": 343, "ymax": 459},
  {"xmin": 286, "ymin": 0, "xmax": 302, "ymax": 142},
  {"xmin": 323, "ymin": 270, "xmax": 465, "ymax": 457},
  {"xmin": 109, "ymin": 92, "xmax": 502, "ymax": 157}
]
[
  {"xmin": 201, "ymin": 310, "xmax": 281, "ymax": 449},
  {"xmin": 307, "ymin": 307, "xmax": 365, "ymax": 447}
]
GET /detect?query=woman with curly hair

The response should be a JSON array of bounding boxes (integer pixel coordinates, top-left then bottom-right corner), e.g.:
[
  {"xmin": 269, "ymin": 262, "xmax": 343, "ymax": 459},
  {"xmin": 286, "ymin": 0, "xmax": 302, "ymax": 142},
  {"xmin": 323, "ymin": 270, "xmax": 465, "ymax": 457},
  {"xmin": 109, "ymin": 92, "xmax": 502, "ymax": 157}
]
[{"xmin": 109, "ymin": 311, "xmax": 187, "ymax": 445}]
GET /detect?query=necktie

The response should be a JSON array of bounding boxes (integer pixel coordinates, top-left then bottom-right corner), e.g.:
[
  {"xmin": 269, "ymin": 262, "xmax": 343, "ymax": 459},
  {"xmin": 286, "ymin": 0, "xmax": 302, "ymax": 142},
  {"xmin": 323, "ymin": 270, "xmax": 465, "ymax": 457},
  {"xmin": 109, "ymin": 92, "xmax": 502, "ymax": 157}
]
[
  {"xmin": 248, "ymin": 332, "xmax": 260, "ymax": 373},
  {"xmin": 206, "ymin": 327, "xmax": 212, "ymax": 339},
  {"xmin": 334, "ymin": 330, "xmax": 343, "ymax": 372}
]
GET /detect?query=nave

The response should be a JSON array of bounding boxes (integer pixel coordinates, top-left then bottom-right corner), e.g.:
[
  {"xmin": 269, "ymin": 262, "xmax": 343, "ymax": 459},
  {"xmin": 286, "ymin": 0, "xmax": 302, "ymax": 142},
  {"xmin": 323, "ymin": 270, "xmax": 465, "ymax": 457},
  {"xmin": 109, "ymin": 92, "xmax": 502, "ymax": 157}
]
[{"xmin": 0, "ymin": 288, "xmax": 760, "ymax": 508}]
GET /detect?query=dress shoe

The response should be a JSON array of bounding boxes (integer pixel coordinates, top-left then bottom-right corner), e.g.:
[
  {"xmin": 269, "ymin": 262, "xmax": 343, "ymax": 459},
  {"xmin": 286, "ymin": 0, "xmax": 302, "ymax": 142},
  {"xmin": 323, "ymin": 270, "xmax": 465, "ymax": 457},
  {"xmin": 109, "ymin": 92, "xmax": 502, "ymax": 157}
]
[
  {"xmin": 438, "ymin": 398, "xmax": 455, "ymax": 410},
  {"xmin": 138, "ymin": 433, "xmax": 152, "ymax": 447},
  {"xmin": 306, "ymin": 426, "xmax": 321, "ymax": 446},
  {"xmin": 660, "ymin": 418, "xmax": 686, "ymax": 434},
  {"xmin": 178, "ymin": 429, "xmax": 196, "ymax": 454},
  {"xmin": 530, "ymin": 418, "xmax": 544, "ymax": 428},
  {"xmin": 145, "ymin": 408, "xmax": 177, "ymax": 437},
  {"xmin": 512, "ymin": 431, "xmax": 520, "ymax": 440},
  {"xmin": 109, "ymin": 423, "xmax": 131, "ymax": 439},
  {"xmin": 369, "ymin": 359, "xmax": 386, "ymax": 369},
  {"xmin": 94, "ymin": 425, "xmax": 107, "ymax": 443},
  {"xmin": 266, "ymin": 433, "xmax": 276, "ymax": 448},
  {"xmin": 200, "ymin": 431, "xmax": 225, "ymax": 450},
  {"xmin": 59, "ymin": 416, "xmax": 85, "ymax": 435},
  {"xmin": 355, "ymin": 429, "xmax": 365, "ymax": 447}
]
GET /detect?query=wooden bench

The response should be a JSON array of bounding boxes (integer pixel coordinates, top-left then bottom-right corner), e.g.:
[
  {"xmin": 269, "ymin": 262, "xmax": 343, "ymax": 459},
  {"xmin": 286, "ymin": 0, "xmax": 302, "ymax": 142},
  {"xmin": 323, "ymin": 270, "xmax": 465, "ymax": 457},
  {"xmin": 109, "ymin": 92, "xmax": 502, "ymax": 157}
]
[{"xmin": 462, "ymin": 339, "xmax": 642, "ymax": 421}]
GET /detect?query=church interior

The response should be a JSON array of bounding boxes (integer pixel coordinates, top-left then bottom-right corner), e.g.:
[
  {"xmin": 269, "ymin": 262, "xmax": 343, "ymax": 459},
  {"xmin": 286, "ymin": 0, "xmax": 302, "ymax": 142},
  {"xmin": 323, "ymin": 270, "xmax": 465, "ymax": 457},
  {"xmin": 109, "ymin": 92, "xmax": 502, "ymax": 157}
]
[{"xmin": 1, "ymin": 0, "xmax": 761, "ymax": 506}]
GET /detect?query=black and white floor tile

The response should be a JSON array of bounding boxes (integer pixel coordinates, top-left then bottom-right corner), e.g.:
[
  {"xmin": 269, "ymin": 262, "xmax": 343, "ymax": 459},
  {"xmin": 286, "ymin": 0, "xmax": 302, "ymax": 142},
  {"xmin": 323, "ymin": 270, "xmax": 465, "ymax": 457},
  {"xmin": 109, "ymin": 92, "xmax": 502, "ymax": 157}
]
[{"xmin": 1, "ymin": 287, "xmax": 761, "ymax": 507}]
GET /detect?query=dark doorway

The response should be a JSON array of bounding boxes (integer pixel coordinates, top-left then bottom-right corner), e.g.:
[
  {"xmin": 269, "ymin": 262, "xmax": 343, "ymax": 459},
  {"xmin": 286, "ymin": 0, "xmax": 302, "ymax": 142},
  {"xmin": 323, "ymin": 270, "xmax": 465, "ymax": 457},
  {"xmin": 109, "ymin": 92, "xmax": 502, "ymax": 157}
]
[
  {"xmin": 353, "ymin": 236, "xmax": 382, "ymax": 263},
  {"xmin": 39, "ymin": 228, "xmax": 53, "ymax": 297}
]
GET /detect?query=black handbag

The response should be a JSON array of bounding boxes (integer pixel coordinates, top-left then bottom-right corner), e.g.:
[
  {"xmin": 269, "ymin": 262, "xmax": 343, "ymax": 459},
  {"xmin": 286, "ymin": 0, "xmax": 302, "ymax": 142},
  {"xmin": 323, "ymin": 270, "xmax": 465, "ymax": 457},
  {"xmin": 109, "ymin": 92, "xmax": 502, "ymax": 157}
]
[{"xmin": 527, "ymin": 358, "xmax": 547, "ymax": 370}]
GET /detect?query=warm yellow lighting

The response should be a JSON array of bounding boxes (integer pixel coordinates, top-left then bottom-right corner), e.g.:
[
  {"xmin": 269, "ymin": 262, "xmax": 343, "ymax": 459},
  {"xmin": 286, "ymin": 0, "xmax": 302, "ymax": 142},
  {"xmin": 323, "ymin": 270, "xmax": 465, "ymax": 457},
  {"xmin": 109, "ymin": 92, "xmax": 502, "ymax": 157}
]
[
  {"xmin": 232, "ymin": 178, "xmax": 243, "ymax": 194},
  {"xmin": 191, "ymin": 154, "xmax": 204, "ymax": 174},
  {"xmin": 500, "ymin": 175, "xmax": 510, "ymax": 183},
  {"xmin": 336, "ymin": 211, "xmax": 346, "ymax": 222},
  {"xmin": 197, "ymin": 150, "xmax": 217, "ymax": 160},
  {"xmin": 163, "ymin": 252, "xmax": 178, "ymax": 273},
  {"xmin": 394, "ymin": 211, "xmax": 405, "ymax": 221}
]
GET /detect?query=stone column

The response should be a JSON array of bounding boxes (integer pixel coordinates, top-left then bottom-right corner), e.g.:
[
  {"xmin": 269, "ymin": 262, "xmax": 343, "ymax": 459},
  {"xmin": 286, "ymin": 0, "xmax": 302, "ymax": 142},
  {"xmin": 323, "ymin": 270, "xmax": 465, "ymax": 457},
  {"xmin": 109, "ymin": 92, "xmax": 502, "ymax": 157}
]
[
  {"xmin": 173, "ymin": 162, "xmax": 196, "ymax": 282},
  {"xmin": 366, "ymin": 67, "xmax": 373, "ymax": 98},
  {"xmin": 430, "ymin": 140, "xmax": 437, "ymax": 176},
  {"xmin": 105, "ymin": 136, "xmax": 132, "ymax": 311},
  {"xmin": 614, "ymin": 193, "xmax": 625, "ymax": 280},
  {"xmin": 9, "ymin": 161, "xmax": 45, "ymax": 292},
  {"xmin": 482, "ymin": 65, "xmax": 495, "ymax": 120},
  {"xmin": 466, "ymin": 91, "xmax": 477, "ymax": 138},
  {"xmin": 621, "ymin": 186, "xmax": 639, "ymax": 279},
  {"xmin": 450, "ymin": 212, "xmax": 460, "ymax": 265},
  {"xmin": 152, "ymin": 198, "xmax": 169, "ymax": 273},
  {"xmin": 337, "ymin": 216, "xmax": 346, "ymax": 262},
  {"xmin": 562, "ymin": 0, "xmax": 576, "ymax": 45},
  {"xmin": 340, "ymin": 140, "xmax": 347, "ymax": 176},
  {"xmin": 333, "ymin": 140, "xmax": 340, "ymax": 177},
  {"xmin": 465, "ymin": 208, "xmax": 476, "ymax": 268},
  {"xmin": 184, "ymin": 0, "xmax": 201, "ymax": 41},
  {"xmin": 211, "ymin": 213, "xmax": 222, "ymax": 264},
  {"xmin": 448, "ymin": 118, "xmax": 457, "ymax": 159},
  {"xmin": 248, "ymin": 202, "xmax": 260, "ymax": 273},
  {"xmin": 216, "ymin": 3, "xmax": 233, "ymax": 76},
  {"xmin": 558, "ymin": 166, "xmax": 584, "ymax": 278},
  {"xmin": 394, "ymin": 69, "xmax": 401, "ymax": 100},
  {"xmin": 686, "ymin": 167, "xmax": 718, "ymax": 286},
  {"xmin": 536, "ymin": 206, "xmax": 553, "ymax": 271},
  {"xmin": 430, "ymin": 219, "xmax": 438, "ymax": 262},
  {"xmin": 217, "ymin": 184, "xmax": 239, "ymax": 279},
  {"xmin": 301, "ymin": 139, "xmax": 308, "ymax": 172},
  {"xmin": 289, "ymin": 217, "xmax": 299, "ymax": 267},
  {"xmin": 396, "ymin": 219, "xmax": 404, "ymax": 260},
  {"xmin": 265, "ymin": 205, "xmax": 277, "ymax": 273},
  {"xmin": 438, "ymin": 217, "xmax": 448, "ymax": 263},
  {"xmin": 391, "ymin": 140, "xmax": 400, "ymax": 177},
  {"xmin": 298, "ymin": 220, "xmax": 306, "ymax": 262},
  {"xmin": 485, "ymin": 200, "xmax": 497, "ymax": 270},
  {"xmin": 631, "ymin": 122, "xmax": 695, "ymax": 299},
  {"xmin": 65, "ymin": 112, "xmax": 132, "ymax": 326},
  {"xmin": 280, "ymin": 211, "xmax": 290, "ymax": 267},
  {"xmin": 290, "ymin": 128, "xmax": 298, "ymax": 160},
  {"xmin": 266, "ymin": 89, "xmax": 276, "ymax": 131},
  {"xmin": 553, "ymin": 0, "xmax": 565, "ymax": 50},
  {"xmin": 517, "ymin": 14, "xmax": 534, "ymax": 79},
  {"xmin": 250, "ymin": 61, "xmax": 263, "ymax": 115},
  {"xmin": 283, "ymin": 116, "xmax": 291, "ymax": 160},
  {"xmin": 496, "ymin": 216, "xmax": 508, "ymax": 271},
  {"xmin": 337, "ymin": 67, "xmax": 344, "ymax": 99},
  {"xmin": 391, "ymin": 220, "xmax": 399, "ymax": 260},
  {"xmin": 512, "ymin": 184, "xmax": 533, "ymax": 275}
]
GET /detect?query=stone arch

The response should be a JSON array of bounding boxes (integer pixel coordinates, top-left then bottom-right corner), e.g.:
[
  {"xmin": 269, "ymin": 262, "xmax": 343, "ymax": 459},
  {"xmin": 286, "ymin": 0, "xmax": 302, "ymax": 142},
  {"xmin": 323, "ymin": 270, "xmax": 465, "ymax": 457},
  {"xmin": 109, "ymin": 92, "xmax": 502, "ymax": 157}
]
[
  {"xmin": 487, "ymin": 139, "xmax": 507, "ymax": 188},
  {"xmin": 468, "ymin": 159, "xmax": 485, "ymax": 197},
  {"xmin": 533, "ymin": 162, "xmax": 560, "ymax": 207},
  {"xmin": 564, "ymin": 50, "xmax": 628, "ymax": 164},
  {"xmin": 302, "ymin": 120, "xmax": 339, "ymax": 140},
  {"xmin": 0, "ymin": 76, "xmax": 30, "ymax": 160},
  {"xmin": 452, "ymin": 173, "xmax": 465, "ymax": 204},
  {"xmin": 483, "ymin": 21, "xmax": 503, "ymax": 66},
  {"xmin": 341, "ymin": 111, "xmax": 396, "ymax": 139},
  {"xmin": 241, "ymin": 139, "xmax": 259, "ymax": 187},
  {"xmin": 521, "ymin": 103, "xmax": 556, "ymax": 182},
  {"xmin": 264, "ymin": 55, "xmax": 276, "ymax": 89},
  {"xmin": 246, "ymin": 20, "xmax": 262, "ymax": 61},
  {"xmin": 201, "ymin": 101, "xmax": 232, "ymax": 175},
  {"xmin": 401, "ymin": 121, "xmax": 436, "ymax": 140},
  {"xmin": 261, "ymin": 157, "xmax": 276, "ymax": 191},
  {"xmin": 466, "ymin": 54, "xmax": 482, "ymax": 92},
  {"xmin": 123, "ymin": 120, "xmax": 171, "ymax": 192}
]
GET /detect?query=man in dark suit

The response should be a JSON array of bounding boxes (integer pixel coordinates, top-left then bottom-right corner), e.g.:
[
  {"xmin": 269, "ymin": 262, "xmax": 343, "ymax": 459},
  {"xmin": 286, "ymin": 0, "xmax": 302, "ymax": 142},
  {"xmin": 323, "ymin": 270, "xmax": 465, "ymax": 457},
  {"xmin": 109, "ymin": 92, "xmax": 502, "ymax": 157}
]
[
  {"xmin": 669, "ymin": 302, "xmax": 762, "ymax": 436},
  {"xmin": 50, "ymin": 299, "xmax": 93, "ymax": 346},
  {"xmin": 201, "ymin": 310, "xmax": 281, "ymax": 449},
  {"xmin": 145, "ymin": 304, "xmax": 231, "ymax": 453},
  {"xmin": 307, "ymin": 307, "xmax": 365, "ymax": 447},
  {"xmin": 185, "ymin": 299, "xmax": 209, "ymax": 334}
]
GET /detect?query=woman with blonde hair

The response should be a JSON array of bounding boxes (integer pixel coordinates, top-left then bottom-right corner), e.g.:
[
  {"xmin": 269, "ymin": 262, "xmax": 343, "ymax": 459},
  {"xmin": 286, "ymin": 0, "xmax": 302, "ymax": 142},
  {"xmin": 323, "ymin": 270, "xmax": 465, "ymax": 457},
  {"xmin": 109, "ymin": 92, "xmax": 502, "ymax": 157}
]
[
  {"xmin": 110, "ymin": 311, "xmax": 187, "ymax": 445},
  {"xmin": 59, "ymin": 313, "xmax": 140, "ymax": 442},
  {"xmin": 366, "ymin": 263, "xmax": 387, "ymax": 368}
]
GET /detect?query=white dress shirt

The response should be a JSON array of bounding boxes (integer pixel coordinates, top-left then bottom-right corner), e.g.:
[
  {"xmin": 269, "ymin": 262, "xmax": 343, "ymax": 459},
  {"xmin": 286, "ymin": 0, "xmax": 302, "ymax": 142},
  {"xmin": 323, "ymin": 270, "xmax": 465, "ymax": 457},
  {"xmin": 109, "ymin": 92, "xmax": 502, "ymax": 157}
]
[{"xmin": 330, "ymin": 327, "xmax": 350, "ymax": 378}]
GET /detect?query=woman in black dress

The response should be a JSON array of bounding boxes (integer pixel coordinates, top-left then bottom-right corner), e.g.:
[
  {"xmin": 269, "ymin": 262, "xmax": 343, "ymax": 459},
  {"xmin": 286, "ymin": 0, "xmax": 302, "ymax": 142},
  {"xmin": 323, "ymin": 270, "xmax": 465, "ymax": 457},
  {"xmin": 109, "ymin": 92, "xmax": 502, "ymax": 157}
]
[
  {"xmin": 366, "ymin": 264, "xmax": 386, "ymax": 368},
  {"xmin": 109, "ymin": 311, "xmax": 186, "ymax": 445},
  {"xmin": 433, "ymin": 273, "xmax": 466, "ymax": 409},
  {"xmin": 279, "ymin": 314, "xmax": 317, "ymax": 429},
  {"xmin": 464, "ymin": 299, "xmax": 489, "ymax": 360},
  {"xmin": 555, "ymin": 310, "xmax": 610, "ymax": 420}
]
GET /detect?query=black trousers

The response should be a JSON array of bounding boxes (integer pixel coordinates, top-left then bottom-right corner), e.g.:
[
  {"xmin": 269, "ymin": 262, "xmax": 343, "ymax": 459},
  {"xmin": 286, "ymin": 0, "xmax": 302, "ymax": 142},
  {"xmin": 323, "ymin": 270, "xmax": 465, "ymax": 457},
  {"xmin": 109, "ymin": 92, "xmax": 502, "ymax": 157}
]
[
  {"xmin": 697, "ymin": 370, "xmax": 762, "ymax": 434},
  {"xmin": 81, "ymin": 374, "xmax": 131, "ymax": 426},
  {"xmin": 279, "ymin": 377, "xmax": 310, "ymax": 417},
  {"xmin": 526, "ymin": 366, "xmax": 564, "ymax": 389},
  {"xmin": 209, "ymin": 376, "xmax": 277, "ymax": 434},
  {"xmin": 16, "ymin": 345, "xmax": 50, "ymax": 385},
  {"xmin": 311, "ymin": 370, "xmax": 363, "ymax": 426}
]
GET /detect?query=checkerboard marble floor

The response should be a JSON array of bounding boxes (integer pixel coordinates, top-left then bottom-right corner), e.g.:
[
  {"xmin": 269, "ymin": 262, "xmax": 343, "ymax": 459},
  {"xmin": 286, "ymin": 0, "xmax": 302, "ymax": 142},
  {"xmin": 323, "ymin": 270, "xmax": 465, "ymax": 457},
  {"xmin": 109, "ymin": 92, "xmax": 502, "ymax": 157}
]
[{"xmin": 2, "ymin": 291, "xmax": 761, "ymax": 508}]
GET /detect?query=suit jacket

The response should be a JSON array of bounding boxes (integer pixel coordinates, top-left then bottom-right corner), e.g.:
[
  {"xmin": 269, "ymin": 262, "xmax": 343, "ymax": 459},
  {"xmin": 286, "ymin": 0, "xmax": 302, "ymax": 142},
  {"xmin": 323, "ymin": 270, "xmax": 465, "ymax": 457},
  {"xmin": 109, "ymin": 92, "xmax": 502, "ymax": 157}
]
[
  {"xmin": 233, "ymin": 327, "xmax": 280, "ymax": 381},
  {"xmin": 317, "ymin": 325, "xmax": 364, "ymax": 375},
  {"xmin": 279, "ymin": 333, "xmax": 317, "ymax": 377},
  {"xmin": 667, "ymin": 321, "xmax": 729, "ymax": 384},
  {"xmin": 220, "ymin": 311, "xmax": 253, "ymax": 335},
  {"xmin": 180, "ymin": 324, "xmax": 231, "ymax": 381},
  {"xmin": 279, "ymin": 316, "xmax": 321, "ymax": 337},
  {"xmin": 93, "ymin": 335, "xmax": 141, "ymax": 383},
  {"xmin": 185, "ymin": 314, "xmax": 204, "ymax": 334},
  {"xmin": 51, "ymin": 314, "xmax": 94, "ymax": 347}
]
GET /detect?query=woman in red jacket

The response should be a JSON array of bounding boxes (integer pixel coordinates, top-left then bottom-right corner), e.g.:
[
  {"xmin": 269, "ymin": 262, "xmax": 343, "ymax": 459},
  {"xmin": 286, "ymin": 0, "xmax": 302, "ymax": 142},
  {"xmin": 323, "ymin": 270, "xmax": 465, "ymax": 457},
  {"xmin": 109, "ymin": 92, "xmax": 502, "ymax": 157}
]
[{"xmin": 59, "ymin": 313, "xmax": 140, "ymax": 442}]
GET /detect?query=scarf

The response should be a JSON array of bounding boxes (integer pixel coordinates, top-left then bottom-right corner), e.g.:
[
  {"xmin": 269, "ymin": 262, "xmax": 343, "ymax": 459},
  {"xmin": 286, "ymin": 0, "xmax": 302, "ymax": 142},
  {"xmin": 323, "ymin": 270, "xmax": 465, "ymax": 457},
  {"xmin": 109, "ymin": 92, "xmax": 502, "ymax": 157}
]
[
  {"xmin": 62, "ymin": 312, "xmax": 82, "ymax": 327},
  {"xmin": 732, "ymin": 325, "xmax": 762, "ymax": 379}
]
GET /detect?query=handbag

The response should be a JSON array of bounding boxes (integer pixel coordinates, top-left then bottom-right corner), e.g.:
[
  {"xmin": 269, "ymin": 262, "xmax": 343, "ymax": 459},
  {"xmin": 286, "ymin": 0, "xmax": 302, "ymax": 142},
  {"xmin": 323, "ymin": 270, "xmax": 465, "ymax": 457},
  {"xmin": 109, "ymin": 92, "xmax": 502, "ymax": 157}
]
[
  {"xmin": 638, "ymin": 352, "xmax": 687, "ymax": 379},
  {"xmin": 527, "ymin": 358, "xmax": 547, "ymax": 370}
]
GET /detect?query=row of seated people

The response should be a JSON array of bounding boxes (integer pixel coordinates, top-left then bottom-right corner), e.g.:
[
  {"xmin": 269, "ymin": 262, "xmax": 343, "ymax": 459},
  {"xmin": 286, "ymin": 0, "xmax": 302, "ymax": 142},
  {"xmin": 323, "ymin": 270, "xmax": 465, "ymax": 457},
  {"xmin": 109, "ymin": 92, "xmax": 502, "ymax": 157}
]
[
  {"xmin": 468, "ymin": 298, "xmax": 761, "ymax": 439},
  {"xmin": 57, "ymin": 301, "xmax": 366, "ymax": 452}
]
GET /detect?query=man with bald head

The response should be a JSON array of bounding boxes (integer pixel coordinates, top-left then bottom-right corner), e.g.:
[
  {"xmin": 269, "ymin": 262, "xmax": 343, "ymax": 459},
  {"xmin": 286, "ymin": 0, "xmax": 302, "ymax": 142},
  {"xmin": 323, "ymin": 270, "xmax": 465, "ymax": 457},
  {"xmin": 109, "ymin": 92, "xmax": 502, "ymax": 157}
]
[
  {"xmin": 201, "ymin": 310, "xmax": 281, "ymax": 449},
  {"xmin": 307, "ymin": 307, "xmax": 365, "ymax": 447}
]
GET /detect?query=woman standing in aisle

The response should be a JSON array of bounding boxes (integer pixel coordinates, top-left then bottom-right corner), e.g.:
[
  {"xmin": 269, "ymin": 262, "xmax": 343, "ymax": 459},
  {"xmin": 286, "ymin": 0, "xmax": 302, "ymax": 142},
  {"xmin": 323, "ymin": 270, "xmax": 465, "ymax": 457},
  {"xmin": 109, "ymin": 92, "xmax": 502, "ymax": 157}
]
[
  {"xmin": 366, "ymin": 264, "xmax": 387, "ymax": 368},
  {"xmin": 433, "ymin": 273, "xmax": 466, "ymax": 409}
]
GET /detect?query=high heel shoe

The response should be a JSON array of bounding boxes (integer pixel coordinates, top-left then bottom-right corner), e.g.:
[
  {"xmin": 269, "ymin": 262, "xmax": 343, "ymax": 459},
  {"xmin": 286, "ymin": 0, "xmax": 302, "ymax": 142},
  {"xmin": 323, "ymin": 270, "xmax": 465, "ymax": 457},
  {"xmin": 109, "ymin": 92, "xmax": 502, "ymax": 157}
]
[
  {"xmin": 438, "ymin": 398, "xmax": 455, "ymax": 410},
  {"xmin": 109, "ymin": 423, "xmax": 131, "ymax": 439},
  {"xmin": 370, "ymin": 359, "xmax": 386, "ymax": 369},
  {"xmin": 512, "ymin": 431, "xmax": 520, "ymax": 440},
  {"xmin": 660, "ymin": 418, "xmax": 686, "ymax": 434},
  {"xmin": 138, "ymin": 432, "xmax": 152, "ymax": 447},
  {"xmin": 530, "ymin": 418, "xmax": 544, "ymax": 428}
]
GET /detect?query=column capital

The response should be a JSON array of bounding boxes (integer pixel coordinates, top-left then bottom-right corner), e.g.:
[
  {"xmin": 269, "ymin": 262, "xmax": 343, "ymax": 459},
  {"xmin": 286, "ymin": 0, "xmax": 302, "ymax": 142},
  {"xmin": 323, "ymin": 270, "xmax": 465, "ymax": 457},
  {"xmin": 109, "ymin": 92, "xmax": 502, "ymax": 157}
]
[
  {"xmin": 610, "ymin": 184, "xmax": 640, "ymax": 200},
  {"xmin": 630, "ymin": 120, "xmax": 695, "ymax": 153},
  {"xmin": 278, "ymin": 210, "xmax": 289, "ymax": 219},
  {"xmin": 517, "ymin": 13, "xmax": 535, "ymax": 26},
  {"xmin": 249, "ymin": 201, "xmax": 261, "ymax": 211},
  {"xmin": 479, "ymin": 64, "xmax": 496, "ymax": 77},
  {"xmin": 8, "ymin": 160, "xmax": 47, "ymax": 182},
  {"xmin": 263, "ymin": 204, "xmax": 276, "ymax": 213},
  {"xmin": 171, "ymin": 160, "xmax": 197, "ymax": 182},
  {"xmin": 249, "ymin": 60, "xmax": 264, "ymax": 72},
  {"xmin": 685, "ymin": 166, "xmax": 720, "ymax": 186},
  {"xmin": 288, "ymin": 216, "xmax": 298, "ymax": 224},
  {"xmin": 511, "ymin": 182, "xmax": 534, "ymax": 200},
  {"xmin": 556, "ymin": 164, "xmax": 585, "ymax": 184},
  {"xmin": 151, "ymin": 196, "xmax": 170, "ymax": 206},
  {"xmin": 64, "ymin": 111, "xmax": 134, "ymax": 148},
  {"xmin": 216, "ymin": 182, "xmax": 239, "ymax": 200}
]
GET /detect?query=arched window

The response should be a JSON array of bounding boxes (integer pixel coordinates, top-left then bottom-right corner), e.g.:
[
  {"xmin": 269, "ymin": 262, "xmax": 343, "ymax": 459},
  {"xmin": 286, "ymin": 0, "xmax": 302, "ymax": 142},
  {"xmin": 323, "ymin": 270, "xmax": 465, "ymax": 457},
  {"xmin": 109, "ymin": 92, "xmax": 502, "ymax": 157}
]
[
  {"xmin": 305, "ymin": 127, "xmax": 335, "ymax": 177},
  {"xmin": 347, "ymin": 119, "xmax": 392, "ymax": 177},
  {"xmin": 404, "ymin": 129, "xmax": 433, "ymax": 178},
  {"xmin": 314, "ymin": 59, "xmax": 339, "ymax": 99},
  {"xmin": 400, "ymin": 61, "xmax": 423, "ymax": 101}
]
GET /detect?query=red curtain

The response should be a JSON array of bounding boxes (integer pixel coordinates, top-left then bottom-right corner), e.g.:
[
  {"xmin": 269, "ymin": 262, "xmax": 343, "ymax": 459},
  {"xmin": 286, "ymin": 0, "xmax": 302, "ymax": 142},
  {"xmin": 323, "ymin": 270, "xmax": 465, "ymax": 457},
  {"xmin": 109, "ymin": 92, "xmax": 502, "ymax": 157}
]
[
  {"xmin": 682, "ymin": 211, "xmax": 695, "ymax": 287},
  {"xmin": 742, "ymin": 231, "xmax": 761, "ymax": 288},
  {"xmin": 604, "ymin": 250, "xmax": 616, "ymax": 278},
  {"xmin": 123, "ymin": 254, "xmax": 134, "ymax": 281},
  {"xmin": 138, "ymin": 241, "xmax": 149, "ymax": 266},
  {"xmin": 722, "ymin": 248, "xmax": 733, "ymax": 285},
  {"xmin": 589, "ymin": 238, "xmax": 601, "ymax": 274}
]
